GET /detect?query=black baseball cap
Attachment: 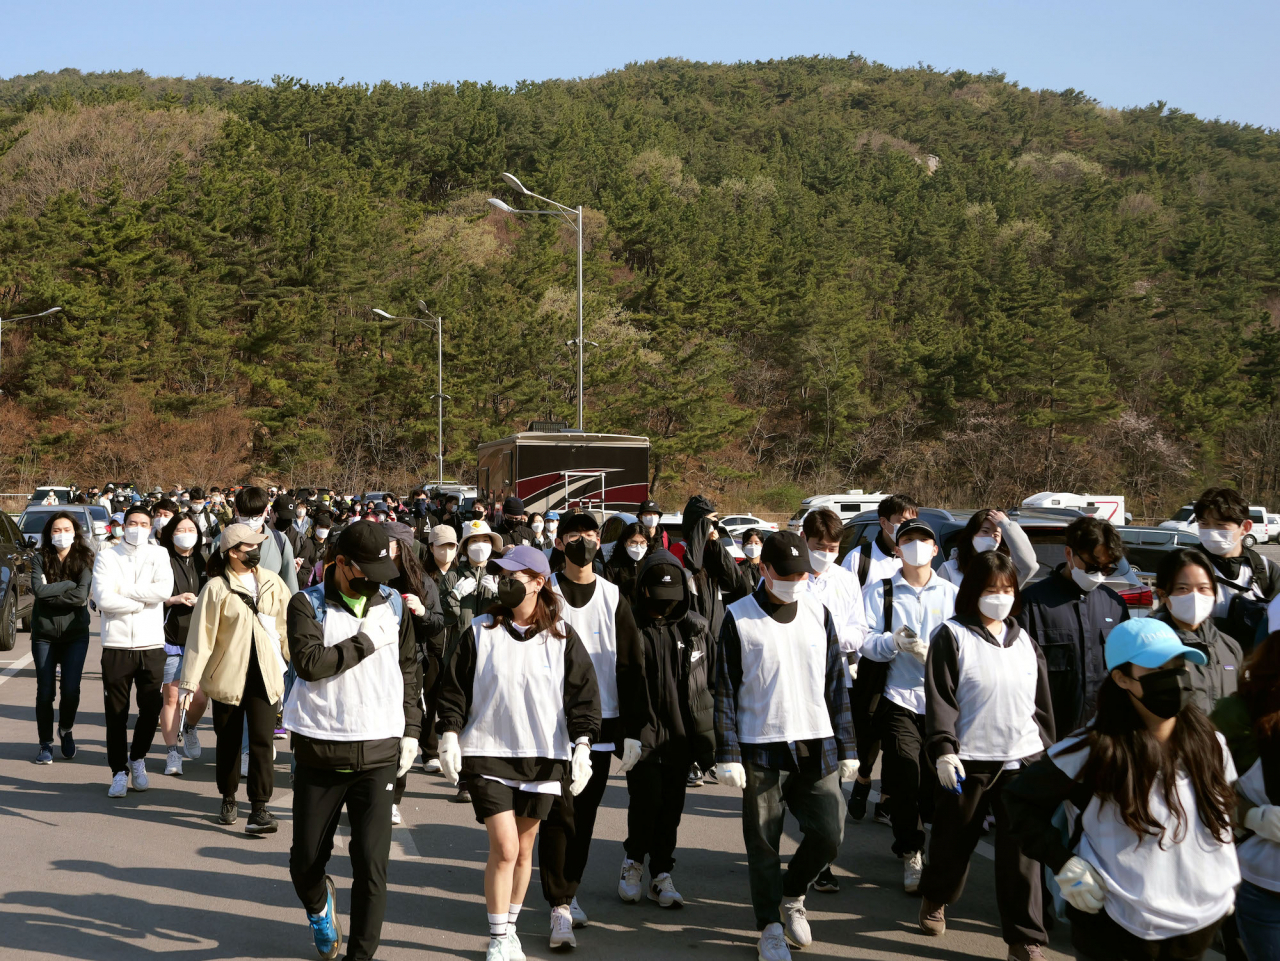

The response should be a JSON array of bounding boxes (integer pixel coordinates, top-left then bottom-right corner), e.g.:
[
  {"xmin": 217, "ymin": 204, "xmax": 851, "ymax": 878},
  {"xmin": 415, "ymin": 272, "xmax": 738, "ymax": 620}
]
[
  {"xmin": 335, "ymin": 520, "xmax": 399, "ymax": 582},
  {"xmin": 639, "ymin": 500, "xmax": 661, "ymax": 515},
  {"xmin": 761, "ymin": 531, "xmax": 815, "ymax": 576},
  {"xmin": 273, "ymin": 494, "xmax": 297, "ymax": 515},
  {"xmin": 641, "ymin": 563, "xmax": 685, "ymax": 600},
  {"xmin": 895, "ymin": 519, "xmax": 937, "ymax": 544}
]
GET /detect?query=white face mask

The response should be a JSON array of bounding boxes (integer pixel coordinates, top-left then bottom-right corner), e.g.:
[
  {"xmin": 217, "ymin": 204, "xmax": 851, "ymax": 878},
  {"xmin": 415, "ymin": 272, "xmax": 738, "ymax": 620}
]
[
  {"xmin": 433, "ymin": 545, "xmax": 457, "ymax": 567},
  {"xmin": 640, "ymin": 513, "xmax": 659, "ymax": 528},
  {"xmin": 190, "ymin": 503, "xmax": 205, "ymax": 513},
  {"xmin": 900, "ymin": 539, "xmax": 934, "ymax": 568},
  {"xmin": 1198, "ymin": 528, "xmax": 1237, "ymax": 556},
  {"xmin": 972, "ymin": 535, "xmax": 998, "ymax": 554},
  {"xmin": 1070, "ymin": 565, "xmax": 1107, "ymax": 593},
  {"xmin": 315, "ymin": 527, "xmax": 330, "ymax": 541},
  {"xmin": 243, "ymin": 514, "xmax": 265, "ymax": 532},
  {"xmin": 545, "ymin": 522, "xmax": 558, "ymax": 536},
  {"xmin": 531, "ymin": 521, "xmax": 545, "ymax": 533},
  {"xmin": 467, "ymin": 542, "xmax": 492, "ymax": 566},
  {"xmin": 767, "ymin": 576, "xmax": 808, "ymax": 604},
  {"xmin": 978, "ymin": 593, "xmax": 1016, "ymax": 622},
  {"xmin": 1167, "ymin": 591, "xmax": 1215, "ymax": 628},
  {"xmin": 173, "ymin": 531, "xmax": 199, "ymax": 551},
  {"xmin": 50, "ymin": 532, "xmax": 75, "ymax": 550},
  {"xmin": 743, "ymin": 543, "xmax": 762, "ymax": 559},
  {"xmin": 123, "ymin": 527, "xmax": 148, "ymax": 546},
  {"xmin": 626, "ymin": 543, "xmax": 647, "ymax": 562},
  {"xmin": 153, "ymin": 515, "xmax": 169, "ymax": 531},
  {"xmin": 808, "ymin": 548, "xmax": 837, "ymax": 574}
]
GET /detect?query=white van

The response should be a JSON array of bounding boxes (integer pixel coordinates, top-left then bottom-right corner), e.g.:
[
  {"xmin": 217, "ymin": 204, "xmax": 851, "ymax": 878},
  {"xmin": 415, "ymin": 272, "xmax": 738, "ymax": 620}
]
[
  {"xmin": 788, "ymin": 490, "xmax": 888, "ymax": 532},
  {"xmin": 1020, "ymin": 492, "xmax": 1129, "ymax": 526}
]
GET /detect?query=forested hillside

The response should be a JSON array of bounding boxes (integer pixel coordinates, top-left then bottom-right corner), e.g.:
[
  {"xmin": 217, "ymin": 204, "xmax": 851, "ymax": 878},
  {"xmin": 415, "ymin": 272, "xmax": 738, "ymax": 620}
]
[{"xmin": 1, "ymin": 59, "xmax": 1277, "ymax": 514}]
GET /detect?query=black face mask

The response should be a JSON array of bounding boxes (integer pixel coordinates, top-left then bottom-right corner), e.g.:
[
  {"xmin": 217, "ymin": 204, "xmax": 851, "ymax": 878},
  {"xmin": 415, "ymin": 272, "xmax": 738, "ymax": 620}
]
[
  {"xmin": 564, "ymin": 537, "xmax": 598, "ymax": 568},
  {"xmin": 412, "ymin": 501, "xmax": 427, "ymax": 517},
  {"xmin": 1135, "ymin": 667, "xmax": 1194, "ymax": 719},
  {"xmin": 646, "ymin": 597, "xmax": 679, "ymax": 620},
  {"xmin": 497, "ymin": 576, "xmax": 528, "ymax": 608},
  {"xmin": 239, "ymin": 547, "xmax": 262, "ymax": 569},
  {"xmin": 345, "ymin": 575, "xmax": 382, "ymax": 598}
]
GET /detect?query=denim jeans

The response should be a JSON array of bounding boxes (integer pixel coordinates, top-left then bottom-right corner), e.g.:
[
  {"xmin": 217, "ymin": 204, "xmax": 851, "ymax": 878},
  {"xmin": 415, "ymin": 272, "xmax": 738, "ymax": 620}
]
[
  {"xmin": 1237, "ymin": 880, "xmax": 1280, "ymax": 961},
  {"xmin": 32, "ymin": 636, "xmax": 90, "ymax": 744}
]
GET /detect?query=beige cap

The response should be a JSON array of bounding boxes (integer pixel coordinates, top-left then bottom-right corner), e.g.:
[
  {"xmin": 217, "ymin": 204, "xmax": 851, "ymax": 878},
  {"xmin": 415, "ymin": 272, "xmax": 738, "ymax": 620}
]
[
  {"xmin": 220, "ymin": 523, "xmax": 269, "ymax": 553},
  {"xmin": 429, "ymin": 524, "xmax": 459, "ymax": 547}
]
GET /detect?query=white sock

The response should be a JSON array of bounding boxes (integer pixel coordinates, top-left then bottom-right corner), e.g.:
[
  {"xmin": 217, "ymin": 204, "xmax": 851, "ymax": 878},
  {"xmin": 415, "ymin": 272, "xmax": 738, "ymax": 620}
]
[
  {"xmin": 488, "ymin": 913, "xmax": 508, "ymax": 938},
  {"xmin": 507, "ymin": 902, "xmax": 522, "ymax": 931}
]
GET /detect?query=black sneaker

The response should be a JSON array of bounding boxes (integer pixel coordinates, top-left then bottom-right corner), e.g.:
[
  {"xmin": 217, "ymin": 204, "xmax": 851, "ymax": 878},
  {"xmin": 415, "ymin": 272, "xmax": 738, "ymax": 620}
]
[
  {"xmin": 59, "ymin": 729, "xmax": 77, "ymax": 759},
  {"xmin": 686, "ymin": 764, "xmax": 704, "ymax": 788},
  {"xmin": 874, "ymin": 800, "xmax": 892, "ymax": 826},
  {"xmin": 847, "ymin": 779, "xmax": 871, "ymax": 820},
  {"xmin": 219, "ymin": 796, "xmax": 238, "ymax": 825},
  {"xmin": 246, "ymin": 807, "xmax": 278, "ymax": 835},
  {"xmin": 451, "ymin": 785, "xmax": 471, "ymax": 804},
  {"xmin": 813, "ymin": 865, "xmax": 840, "ymax": 893}
]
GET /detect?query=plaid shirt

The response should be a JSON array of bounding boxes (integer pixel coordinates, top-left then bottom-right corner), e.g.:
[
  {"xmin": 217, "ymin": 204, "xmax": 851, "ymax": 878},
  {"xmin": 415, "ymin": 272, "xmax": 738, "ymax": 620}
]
[{"xmin": 715, "ymin": 586, "xmax": 855, "ymax": 778}]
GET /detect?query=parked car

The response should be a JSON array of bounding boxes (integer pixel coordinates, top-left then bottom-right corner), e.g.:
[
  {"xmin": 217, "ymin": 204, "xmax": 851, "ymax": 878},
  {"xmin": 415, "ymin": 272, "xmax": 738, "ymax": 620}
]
[
  {"xmin": 27, "ymin": 485, "xmax": 77, "ymax": 505},
  {"xmin": 788, "ymin": 490, "xmax": 888, "ymax": 533},
  {"xmin": 18, "ymin": 505, "xmax": 106, "ymax": 551},
  {"xmin": 1159, "ymin": 505, "xmax": 1197, "ymax": 536},
  {"xmin": 1117, "ymin": 526, "xmax": 1203, "ymax": 574},
  {"xmin": 1269, "ymin": 514, "xmax": 1280, "ymax": 544},
  {"xmin": 1246, "ymin": 506, "xmax": 1271, "ymax": 547},
  {"xmin": 720, "ymin": 514, "xmax": 778, "ymax": 537},
  {"xmin": 0, "ymin": 510, "xmax": 36, "ymax": 646}
]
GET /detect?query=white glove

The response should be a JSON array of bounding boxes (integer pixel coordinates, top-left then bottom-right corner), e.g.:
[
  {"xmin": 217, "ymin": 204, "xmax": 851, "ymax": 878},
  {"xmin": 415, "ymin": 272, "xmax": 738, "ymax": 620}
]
[
  {"xmin": 397, "ymin": 736, "xmax": 419, "ymax": 778},
  {"xmin": 937, "ymin": 754, "xmax": 966, "ymax": 793},
  {"xmin": 1055, "ymin": 856, "xmax": 1107, "ymax": 914},
  {"xmin": 715, "ymin": 762, "xmax": 747, "ymax": 790},
  {"xmin": 893, "ymin": 627, "xmax": 929, "ymax": 664},
  {"xmin": 178, "ymin": 689, "xmax": 195, "ymax": 713},
  {"xmin": 618, "ymin": 738, "xmax": 643, "ymax": 774},
  {"xmin": 403, "ymin": 593, "xmax": 425, "ymax": 617},
  {"xmin": 451, "ymin": 577, "xmax": 477, "ymax": 600},
  {"xmin": 439, "ymin": 731, "xmax": 462, "ymax": 785},
  {"xmin": 1245, "ymin": 805, "xmax": 1280, "ymax": 843},
  {"xmin": 569, "ymin": 743, "xmax": 593, "ymax": 796},
  {"xmin": 480, "ymin": 574, "xmax": 499, "ymax": 594},
  {"xmin": 839, "ymin": 758, "xmax": 860, "ymax": 781}
]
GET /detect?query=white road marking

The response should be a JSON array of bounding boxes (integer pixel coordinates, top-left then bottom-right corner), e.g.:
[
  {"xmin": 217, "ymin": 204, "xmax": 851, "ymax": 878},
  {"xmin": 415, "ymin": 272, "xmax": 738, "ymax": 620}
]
[{"xmin": 0, "ymin": 653, "xmax": 33, "ymax": 685}]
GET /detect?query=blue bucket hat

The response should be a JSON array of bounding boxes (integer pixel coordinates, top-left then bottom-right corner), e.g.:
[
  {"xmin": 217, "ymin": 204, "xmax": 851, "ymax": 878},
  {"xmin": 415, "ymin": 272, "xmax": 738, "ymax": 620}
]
[{"xmin": 1104, "ymin": 618, "xmax": 1208, "ymax": 672}]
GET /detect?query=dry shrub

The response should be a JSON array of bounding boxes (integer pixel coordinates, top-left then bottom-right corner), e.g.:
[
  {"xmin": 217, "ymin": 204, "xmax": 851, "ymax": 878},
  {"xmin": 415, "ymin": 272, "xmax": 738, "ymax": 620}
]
[
  {"xmin": 413, "ymin": 212, "xmax": 502, "ymax": 268},
  {"xmin": 1117, "ymin": 193, "xmax": 1161, "ymax": 219},
  {"xmin": 854, "ymin": 130, "xmax": 923, "ymax": 161},
  {"xmin": 1012, "ymin": 151, "xmax": 1105, "ymax": 183},
  {"xmin": 0, "ymin": 102, "xmax": 225, "ymax": 216},
  {"xmin": 630, "ymin": 149, "xmax": 701, "ymax": 200}
]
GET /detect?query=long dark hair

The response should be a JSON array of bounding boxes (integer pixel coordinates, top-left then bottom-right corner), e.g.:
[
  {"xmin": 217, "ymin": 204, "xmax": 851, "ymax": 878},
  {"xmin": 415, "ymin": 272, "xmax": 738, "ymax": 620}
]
[
  {"xmin": 954, "ymin": 509, "xmax": 1012, "ymax": 574},
  {"xmin": 39, "ymin": 511, "xmax": 94, "ymax": 581},
  {"xmin": 955, "ymin": 550, "xmax": 1021, "ymax": 619},
  {"xmin": 607, "ymin": 522, "xmax": 648, "ymax": 571},
  {"xmin": 1059, "ymin": 674, "xmax": 1234, "ymax": 846},
  {"xmin": 488, "ymin": 571, "xmax": 566, "ymax": 640},
  {"xmin": 390, "ymin": 532, "xmax": 430, "ymax": 595}
]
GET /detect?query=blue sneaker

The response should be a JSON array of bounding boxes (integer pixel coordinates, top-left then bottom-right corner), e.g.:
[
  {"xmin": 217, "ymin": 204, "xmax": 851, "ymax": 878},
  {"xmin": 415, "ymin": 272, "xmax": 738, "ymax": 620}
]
[
  {"xmin": 307, "ymin": 875, "xmax": 342, "ymax": 960},
  {"xmin": 35, "ymin": 743, "xmax": 53, "ymax": 765}
]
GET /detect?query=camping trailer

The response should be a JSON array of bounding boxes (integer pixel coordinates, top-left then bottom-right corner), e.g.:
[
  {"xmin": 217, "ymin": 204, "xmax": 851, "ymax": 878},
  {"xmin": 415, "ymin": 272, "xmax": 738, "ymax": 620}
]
[
  {"xmin": 1020, "ymin": 492, "xmax": 1129, "ymax": 526},
  {"xmin": 476, "ymin": 432, "xmax": 650, "ymax": 518}
]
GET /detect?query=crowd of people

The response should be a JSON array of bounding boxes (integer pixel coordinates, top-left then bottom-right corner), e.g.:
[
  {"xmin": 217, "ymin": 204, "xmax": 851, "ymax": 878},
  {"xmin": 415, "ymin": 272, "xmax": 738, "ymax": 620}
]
[{"xmin": 21, "ymin": 481, "xmax": 1280, "ymax": 961}]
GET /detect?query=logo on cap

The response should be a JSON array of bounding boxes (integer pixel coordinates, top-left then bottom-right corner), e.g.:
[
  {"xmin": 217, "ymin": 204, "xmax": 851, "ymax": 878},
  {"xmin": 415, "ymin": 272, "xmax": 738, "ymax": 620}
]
[
  {"xmin": 791, "ymin": 547, "xmax": 799, "ymax": 556},
  {"xmin": 379, "ymin": 549, "xmax": 387, "ymax": 557},
  {"xmin": 661, "ymin": 575, "xmax": 672, "ymax": 583}
]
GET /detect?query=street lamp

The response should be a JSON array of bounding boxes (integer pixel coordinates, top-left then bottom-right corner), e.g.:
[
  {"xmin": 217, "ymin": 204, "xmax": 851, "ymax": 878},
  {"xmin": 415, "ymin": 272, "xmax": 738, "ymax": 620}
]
[
  {"xmin": 0, "ymin": 306, "xmax": 63, "ymax": 376},
  {"xmin": 372, "ymin": 305, "xmax": 450, "ymax": 485},
  {"xmin": 488, "ymin": 173, "xmax": 586, "ymax": 431}
]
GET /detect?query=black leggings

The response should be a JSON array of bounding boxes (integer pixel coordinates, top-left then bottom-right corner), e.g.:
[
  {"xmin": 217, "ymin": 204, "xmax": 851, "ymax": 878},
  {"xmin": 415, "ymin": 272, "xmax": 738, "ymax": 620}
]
[
  {"xmin": 210, "ymin": 650, "xmax": 276, "ymax": 803},
  {"xmin": 1068, "ymin": 905, "xmax": 1224, "ymax": 961}
]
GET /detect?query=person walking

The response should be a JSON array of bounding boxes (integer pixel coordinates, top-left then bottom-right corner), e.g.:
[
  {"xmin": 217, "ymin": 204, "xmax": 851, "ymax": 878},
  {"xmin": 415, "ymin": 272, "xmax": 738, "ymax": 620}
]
[
  {"xmin": 715, "ymin": 531, "xmax": 856, "ymax": 961},
  {"xmin": 158, "ymin": 514, "xmax": 207, "ymax": 776},
  {"xmin": 603, "ymin": 520, "xmax": 649, "ymax": 601},
  {"xmin": 1005, "ymin": 618, "xmax": 1239, "ymax": 961},
  {"xmin": 421, "ymin": 524, "xmax": 461, "ymax": 774},
  {"xmin": 916, "ymin": 551, "xmax": 1055, "ymax": 960},
  {"xmin": 436, "ymin": 545, "xmax": 601, "ymax": 961},
  {"xmin": 30, "ymin": 512, "xmax": 94, "ymax": 764},
  {"xmin": 92, "ymin": 504, "xmax": 174, "ymax": 797},
  {"xmin": 282, "ymin": 521, "xmax": 421, "ymax": 961}
]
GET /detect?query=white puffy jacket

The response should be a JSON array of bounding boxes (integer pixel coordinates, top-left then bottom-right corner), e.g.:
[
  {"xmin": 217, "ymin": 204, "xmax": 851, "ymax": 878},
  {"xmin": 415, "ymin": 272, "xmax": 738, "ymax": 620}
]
[{"xmin": 91, "ymin": 541, "xmax": 173, "ymax": 651}]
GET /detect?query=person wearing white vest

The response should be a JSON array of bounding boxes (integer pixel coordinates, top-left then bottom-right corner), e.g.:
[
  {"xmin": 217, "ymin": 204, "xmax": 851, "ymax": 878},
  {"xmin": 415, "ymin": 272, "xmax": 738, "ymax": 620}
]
[
  {"xmin": 92, "ymin": 503, "xmax": 174, "ymax": 798},
  {"xmin": 917, "ymin": 551, "xmax": 1055, "ymax": 959},
  {"xmin": 714, "ymin": 531, "xmax": 857, "ymax": 961},
  {"xmin": 436, "ymin": 545, "xmax": 601, "ymax": 961},
  {"xmin": 538, "ymin": 511, "xmax": 642, "ymax": 947},
  {"xmin": 283, "ymin": 520, "xmax": 421, "ymax": 961}
]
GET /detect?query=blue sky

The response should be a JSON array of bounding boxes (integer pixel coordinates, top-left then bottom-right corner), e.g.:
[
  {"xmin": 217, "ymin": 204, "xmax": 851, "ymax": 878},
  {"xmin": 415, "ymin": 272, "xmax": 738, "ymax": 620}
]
[{"xmin": 7, "ymin": 0, "xmax": 1277, "ymax": 128}]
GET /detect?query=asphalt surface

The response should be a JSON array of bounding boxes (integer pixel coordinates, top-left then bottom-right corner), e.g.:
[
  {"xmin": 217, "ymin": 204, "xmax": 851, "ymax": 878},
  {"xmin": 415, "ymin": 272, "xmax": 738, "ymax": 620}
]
[{"xmin": 0, "ymin": 610, "xmax": 1177, "ymax": 961}]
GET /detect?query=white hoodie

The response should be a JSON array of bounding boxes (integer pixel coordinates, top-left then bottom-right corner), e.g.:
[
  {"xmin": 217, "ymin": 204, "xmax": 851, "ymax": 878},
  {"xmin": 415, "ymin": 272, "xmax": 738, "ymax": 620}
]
[{"xmin": 91, "ymin": 540, "xmax": 174, "ymax": 650}]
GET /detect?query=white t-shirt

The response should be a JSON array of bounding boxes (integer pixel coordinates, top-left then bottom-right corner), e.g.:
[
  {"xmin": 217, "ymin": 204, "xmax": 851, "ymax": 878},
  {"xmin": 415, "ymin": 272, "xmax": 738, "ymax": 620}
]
[{"xmin": 1049, "ymin": 731, "xmax": 1240, "ymax": 940}]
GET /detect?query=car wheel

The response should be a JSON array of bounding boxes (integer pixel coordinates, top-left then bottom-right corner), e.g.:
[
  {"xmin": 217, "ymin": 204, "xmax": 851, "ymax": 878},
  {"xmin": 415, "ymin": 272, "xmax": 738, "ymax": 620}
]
[
  {"xmin": 0, "ymin": 590, "xmax": 16, "ymax": 653},
  {"xmin": 1243, "ymin": 533, "xmax": 1257, "ymax": 549}
]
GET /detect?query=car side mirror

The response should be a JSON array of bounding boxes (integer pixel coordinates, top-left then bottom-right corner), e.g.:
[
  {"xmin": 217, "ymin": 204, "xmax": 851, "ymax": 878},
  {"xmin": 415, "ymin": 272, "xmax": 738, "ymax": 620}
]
[{"xmin": 25, "ymin": 535, "xmax": 39, "ymax": 549}]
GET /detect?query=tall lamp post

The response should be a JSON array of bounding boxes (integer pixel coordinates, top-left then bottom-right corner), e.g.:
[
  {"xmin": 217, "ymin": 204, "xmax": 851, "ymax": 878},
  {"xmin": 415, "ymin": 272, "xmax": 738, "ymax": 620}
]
[
  {"xmin": 0, "ymin": 306, "xmax": 63, "ymax": 376},
  {"xmin": 488, "ymin": 173, "xmax": 586, "ymax": 432},
  {"xmin": 372, "ymin": 304, "xmax": 449, "ymax": 485}
]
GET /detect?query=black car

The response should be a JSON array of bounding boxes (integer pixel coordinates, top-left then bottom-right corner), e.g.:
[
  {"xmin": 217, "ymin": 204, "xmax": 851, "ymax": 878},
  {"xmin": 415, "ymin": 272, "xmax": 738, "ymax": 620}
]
[{"xmin": 0, "ymin": 511, "xmax": 36, "ymax": 649}]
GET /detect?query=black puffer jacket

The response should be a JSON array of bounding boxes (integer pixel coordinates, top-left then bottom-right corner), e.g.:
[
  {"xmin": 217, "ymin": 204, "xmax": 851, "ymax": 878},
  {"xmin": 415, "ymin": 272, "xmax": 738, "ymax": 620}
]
[
  {"xmin": 617, "ymin": 550, "xmax": 716, "ymax": 767},
  {"xmin": 30, "ymin": 552, "xmax": 93, "ymax": 644}
]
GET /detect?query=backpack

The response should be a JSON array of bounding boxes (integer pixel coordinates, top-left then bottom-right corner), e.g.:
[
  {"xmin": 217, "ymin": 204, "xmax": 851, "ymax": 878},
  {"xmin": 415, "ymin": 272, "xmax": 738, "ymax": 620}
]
[
  {"xmin": 849, "ymin": 578, "xmax": 893, "ymax": 720},
  {"xmin": 1213, "ymin": 548, "xmax": 1272, "ymax": 653},
  {"xmin": 856, "ymin": 542, "xmax": 874, "ymax": 587}
]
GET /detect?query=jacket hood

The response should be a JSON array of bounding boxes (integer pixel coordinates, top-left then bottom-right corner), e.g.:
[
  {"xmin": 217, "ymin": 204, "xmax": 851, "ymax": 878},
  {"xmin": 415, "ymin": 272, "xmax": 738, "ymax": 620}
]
[
  {"xmin": 636, "ymin": 548, "xmax": 692, "ymax": 622},
  {"xmin": 682, "ymin": 495, "xmax": 717, "ymax": 572}
]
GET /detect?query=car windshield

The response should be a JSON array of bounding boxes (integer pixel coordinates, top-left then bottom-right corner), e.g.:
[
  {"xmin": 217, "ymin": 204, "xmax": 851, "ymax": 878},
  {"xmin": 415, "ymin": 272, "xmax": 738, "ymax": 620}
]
[
  {"xmin": 21, "ymin": 512, "xmax": 71, "ymax": 533},
  {"xmin": 789, "ymin": 507, "xmax": 809, "ymax": 521},
  {"xmin": 1171, "ymin": 506, "xmax": 1195, "ymax": 522},
  {"xmin": 32, "ymin": 488, "xmax": 69, "ymax": 503}
]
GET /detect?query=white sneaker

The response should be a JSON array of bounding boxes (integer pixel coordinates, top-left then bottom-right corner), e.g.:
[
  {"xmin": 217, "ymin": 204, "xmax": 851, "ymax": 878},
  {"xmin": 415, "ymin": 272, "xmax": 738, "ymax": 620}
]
[
  {"xmin": 782, "ymin": 896, "xmax": 811, "ymax": 947},
  {"xmin": 108, "ymin": 771, "xmax": 128, "ymax": 798},
  {"xmin": 549, "ymin": 906, "xmax": 576, "ymax": 949},
  {"xmin": 424, "ymin": 758, "xmax": 443, "ymax": 773},
  {"xmin": 757, "ymin": 922, "xmax": 792, "ymax": 961},
  {"xmin": 182, "ymin": 725, "xmax": 201, "ymax": 759},
  {"xmin": 391, "ymin": 804, "xmax": 402, "ymax": 825},
  {"xmin": 240, "ymin": 751, "xmax": 249, "ymax": 778},
  {"xmin": 904, "ymin": 850, "xmax": 924, "ymax": 894},
  {"xmin": 618, "ymin": 857, "xmax": 644, "ymax": 902},
  {"xmin": 128, "ymin": 758, "xmax": 149, "ymax": 791},
  {"xmin": 485, "ymin": 935, "xmax": 509, "ymax": 961},
  {"xmin": 506, "ymin": 929, "xmax": 526, "ymax": 961},
  {"xmin": 568, "ymin": 896, "xmax": 588, "ymax": 928},
  {"xmin": 648, "ymin": 872, "xmax": 684, "ymax": 908},
  {"xmin": 165, "ymin": 748, "xmax": 183, "ymax": 776}
]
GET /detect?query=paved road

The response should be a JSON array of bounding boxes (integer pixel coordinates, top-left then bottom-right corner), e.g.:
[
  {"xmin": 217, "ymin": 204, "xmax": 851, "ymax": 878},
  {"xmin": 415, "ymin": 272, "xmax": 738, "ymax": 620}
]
[{"xmin": 0, "ymin": 621, "xmax": 1081, "ymax": 961}]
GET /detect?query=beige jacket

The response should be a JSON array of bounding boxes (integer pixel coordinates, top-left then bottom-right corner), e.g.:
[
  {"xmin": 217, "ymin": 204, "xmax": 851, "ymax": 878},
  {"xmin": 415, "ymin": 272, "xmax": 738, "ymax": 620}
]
[{"xmin": 179, "ymin": 568, "xmax": 290, "ymax": 705}]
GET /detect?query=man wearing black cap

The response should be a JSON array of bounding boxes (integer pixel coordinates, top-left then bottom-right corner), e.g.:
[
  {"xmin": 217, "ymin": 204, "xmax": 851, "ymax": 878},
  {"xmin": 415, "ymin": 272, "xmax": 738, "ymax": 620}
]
[
  {"xmin": 637, "ymin": 500, "xmax": 668, "ymax": 551},
  {"xmin": 859, "ymin": 518, "xmax": 958, "ymax": 894},
  {"xmin": 714, "ymin": 531, "xmax": 856, "ymax": 961},
  {"xmin": 283, "ymin": 520, "xmax": 423, "ymax": 961},
  {"xmin": 497, "ymin": 495, "xmax": 536, "ymax": 549}
]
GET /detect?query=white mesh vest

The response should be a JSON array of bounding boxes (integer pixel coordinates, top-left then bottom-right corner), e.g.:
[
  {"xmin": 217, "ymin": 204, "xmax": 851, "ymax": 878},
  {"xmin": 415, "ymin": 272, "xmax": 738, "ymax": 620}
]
[
  {"xmin": 551, "ymin": 574, "xmax": 620, "ymax": 718},
  {"xmin": 730, "ymin": 593, "xmax": 834, "ymax": 744},
  {"xmin": 283, "ymin": 597, "xmax": 405, "ymax": 742},
  {"xmin": 458, "ymin": 615, "xmax": 572, "ymax": 761},
  {"xmin": 949, "ymin": 618, "xmax": 1043, "ymax": 761}
]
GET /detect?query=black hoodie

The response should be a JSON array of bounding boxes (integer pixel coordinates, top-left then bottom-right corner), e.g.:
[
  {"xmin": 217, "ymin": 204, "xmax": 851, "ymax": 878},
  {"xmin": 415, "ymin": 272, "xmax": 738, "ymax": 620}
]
[
  {"xmin": 680, "ymin": 495, "xmax": 753, "ymax": 640},
  {"xmin": 617, "ymin": 549, "xmax": 716, "ymax": 767}
]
